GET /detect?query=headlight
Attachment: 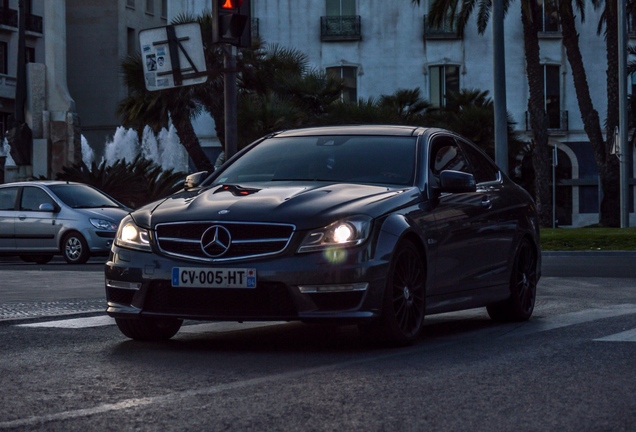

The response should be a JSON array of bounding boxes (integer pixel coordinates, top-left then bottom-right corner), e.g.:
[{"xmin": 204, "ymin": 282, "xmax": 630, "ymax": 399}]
[
  {"xmin": 90, "ymin": 218, "xmax": 118, "ymax": 230},
  {"xmin": 298, "ymin": 215, "xmax": 372, "ymax": 253},
  {"xmin": 114, "ymin": 216, "xmax": 151, "ymax": 251}
]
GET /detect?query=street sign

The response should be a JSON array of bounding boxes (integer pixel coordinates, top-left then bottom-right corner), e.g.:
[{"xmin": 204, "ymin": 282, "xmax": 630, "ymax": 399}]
[{"xmin": 139, "ymin": 23, "xmax": 207, "ymax": 91}]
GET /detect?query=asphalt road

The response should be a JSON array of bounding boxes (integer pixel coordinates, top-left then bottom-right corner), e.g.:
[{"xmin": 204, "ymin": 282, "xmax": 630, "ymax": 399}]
[{"xmin": 0, "ymin": 253, "xmax": 635, "ymax": 431}]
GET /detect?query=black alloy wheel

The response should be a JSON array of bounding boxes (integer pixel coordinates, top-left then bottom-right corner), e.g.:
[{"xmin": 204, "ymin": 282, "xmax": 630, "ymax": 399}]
[
  {"xmin": 361, "ymin": 239, "xmax": 426, "ymax": 346},
  {"xmin": 115, "ymin": 317, "xmax": 183, "ymax": 341},
  {"xmin": 487, "ymin": 238, "xmax": 537, "ymax": 322},
  {"xmin": 62, "ymin": 232, "xmax": 90, "ymax": 264}
]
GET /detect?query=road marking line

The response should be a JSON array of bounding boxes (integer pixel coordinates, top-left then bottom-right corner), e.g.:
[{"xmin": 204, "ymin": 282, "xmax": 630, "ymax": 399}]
[
  {"xmin": 0, "ymin": 348, "xmax": 415, "ymax": 430},
  {"xmin": 16, "ymin": 315, "xmax": 115, "ymax": 328},
  {"xmin": 594, "ymin": 328, "xmax": 636, "ymax": 342},
  {"xmin": 501, "ymin": 304, "xmax": 636, "ymax": 337}
]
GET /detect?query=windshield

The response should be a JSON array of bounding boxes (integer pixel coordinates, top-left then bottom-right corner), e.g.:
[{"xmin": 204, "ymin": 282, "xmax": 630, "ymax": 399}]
[
  {"xmin": 213, "ymin": 135, "xmax": 417, "ymax": 186},
  {"xmin": 48, "ymin": 184, "xmax": 121, "ymax": 209}
]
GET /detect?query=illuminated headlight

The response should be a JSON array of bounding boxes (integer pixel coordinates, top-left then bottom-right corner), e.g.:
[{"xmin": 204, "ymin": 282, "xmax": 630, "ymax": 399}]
[
  {"xmin": 114, "ymin": 216, "xmax": 151, "ymax": 251},
  {"xmin": 90, "ymin": 218, "xmax": 118, "ymax": 230},
  {"xmin": 298, "ymin": 216, "xmax": 371, "ymax": 253}
]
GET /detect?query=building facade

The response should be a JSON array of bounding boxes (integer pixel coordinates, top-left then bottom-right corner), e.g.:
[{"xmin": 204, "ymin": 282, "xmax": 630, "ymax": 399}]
[
  {"xmin": 66, "ymin": 0, "xmax": 167, "ymax": 156},
  {"xmin": 171, "ymin": 0, "xmax": 635, "ymax": 227}
]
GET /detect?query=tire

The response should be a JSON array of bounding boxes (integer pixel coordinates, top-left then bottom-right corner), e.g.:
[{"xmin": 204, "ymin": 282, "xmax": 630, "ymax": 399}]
[
  {"xmin": 115, "ymin": 317, "xmax": 183, "ymax": 341},
  {"xmin": 360, "ymin": 239, "xmax": 426, "ymax": 346},
  {"xmin": 62, "ymin": 232, "xmax": 90, "ymax": 264},
  {"xmin": 19, "ymin": 254, "xmax": 54, "ymax": 264},
  {"xmin": 487, "ymin": 238, "xmax": 537, "ymax": 322}
]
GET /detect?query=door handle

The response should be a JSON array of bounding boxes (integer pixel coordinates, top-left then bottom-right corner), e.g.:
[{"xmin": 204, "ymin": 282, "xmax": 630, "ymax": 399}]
[{"xmin": 481, "ymin": 197, "xmax": 492, "ymax": 209}]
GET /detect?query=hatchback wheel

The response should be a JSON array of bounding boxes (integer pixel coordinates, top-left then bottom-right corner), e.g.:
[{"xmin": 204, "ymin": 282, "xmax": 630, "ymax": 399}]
[
  {"xmin": 360, "ymin": 239, "xmax": 426, "ymax": 346},
  {"xmin": 115, "ymin": 318, "xmax": 183, "ymax": 341},
  {"xmin": 62, "ymin": 232, "xmax": 90, "ymax": 264},
  {"xmin": 487, "ymin": 238, "xmax": 537, "ymax": 322}
]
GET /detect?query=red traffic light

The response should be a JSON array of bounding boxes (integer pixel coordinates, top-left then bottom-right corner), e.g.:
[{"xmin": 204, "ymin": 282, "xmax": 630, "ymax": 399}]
[{"xmin": 220, "ymin": 0, "xmax": 243, "ymax": 10}]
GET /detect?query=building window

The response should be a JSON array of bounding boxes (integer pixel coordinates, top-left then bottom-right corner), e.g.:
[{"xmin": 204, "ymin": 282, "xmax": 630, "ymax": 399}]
[
  {"xmin": 327, "ymin": 66, "xmax": 357, "ymax": 103},
  {"xmin": 429, "ymin": 65, "xmax": 460, "ymax": 107},
  {"xmin": 538, "ymin": 0, "xmax": 559, "ymax": 32},
  {"xmin": 126, "ymin": 0, "xmax": 135, "ymax": 9},
  {"xmin": 127, "ymin": 27, "xmax": 136, "ymax": 56},
  {"xmin": 326, "ymin": 0, "xmax": 355, "ymax": 16},
  {"xmin": 25, "ymin": 46, "xmax": 35, "ymax": 63},
  {"xmin": 161, "ymin": 0, "xmax": 167, "ymax": 18},
  {"xmin": 543, "ymin": 64, "xmax": 561, "ymax": 129},
  {"xmin": 0, "ymin": 42, "xmax": 7, "ymax": 74},
  {"xmin": 145, "ymin": 0, "xmax": 154, "ymax": 15}
]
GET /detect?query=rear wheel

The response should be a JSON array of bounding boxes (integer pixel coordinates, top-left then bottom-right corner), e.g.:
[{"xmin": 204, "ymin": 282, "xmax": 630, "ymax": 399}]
[
  {"xmin": 62, "ymin": 232, "xmax": 90, "ymax": 264},
  {"xmin": 487, "ymin": 238, "xmax": 537, "ymax": 322},
  {"xmin": 115, "ymin": 317, "xmax": 183, "ymax": 341},
  {"xmin": 360, "ymin": 239, "xmax": 426, "ymax": 346}
]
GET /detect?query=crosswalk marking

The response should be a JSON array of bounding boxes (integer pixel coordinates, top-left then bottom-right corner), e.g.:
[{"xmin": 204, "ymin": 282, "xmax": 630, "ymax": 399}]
[
  {"xmin": 594, "ymin": 328, "xmax": 636, "ymax": 342},
  {"xmin": 17, "ymin": 315, "xmax": 115, "ymax": 329},
  {"xmin": 12, "ymin": 305, "xmax": 636, "ymax": 342}
]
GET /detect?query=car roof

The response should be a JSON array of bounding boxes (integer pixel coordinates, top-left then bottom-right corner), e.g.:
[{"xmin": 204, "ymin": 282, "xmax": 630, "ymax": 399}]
[
  {"xmin": 272, "ymin": 125, "xmax": 431, "ymax": 138},
  {"xmin": 0, "ymin": 180, "xmax": 83, "ymax": 188}
]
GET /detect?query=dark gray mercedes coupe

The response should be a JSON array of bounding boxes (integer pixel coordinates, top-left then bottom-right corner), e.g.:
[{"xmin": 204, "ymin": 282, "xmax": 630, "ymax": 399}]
[{"xmin": 105, "ymin": 125, "xmax": 541, "ymax": 345}]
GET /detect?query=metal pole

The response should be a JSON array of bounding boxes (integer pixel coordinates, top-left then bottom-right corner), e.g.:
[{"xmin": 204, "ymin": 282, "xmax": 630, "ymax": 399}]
[
  {"xmin": 493, "ymin": 0, "xmax": 508, "ymax": 173},
  {"xmin": 552, "ymin": 144, "xmax": 557, "ymax": 228},
  {"xmin": 224, "ymin": 45, "xmax": 238, "ymax": 159},
  {"xmin": 618, "ymin": 0, "xmax": 629, "ymax": 227}
]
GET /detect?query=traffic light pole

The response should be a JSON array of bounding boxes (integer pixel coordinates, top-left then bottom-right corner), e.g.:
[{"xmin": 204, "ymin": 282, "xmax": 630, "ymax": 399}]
[{"xmin": 224, "ymin": 45, "xmax": 238, "ymax": 159}]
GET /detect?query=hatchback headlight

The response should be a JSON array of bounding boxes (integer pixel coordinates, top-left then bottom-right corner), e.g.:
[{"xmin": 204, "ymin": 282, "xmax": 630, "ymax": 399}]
[
  {"xmin": 115, "ymin": 216, "xmax": 151, "ymax": 251},
  {"xmin": 298, "ymin": 216, "xmax": 371, "ymax": 253},
  {"xmin": 90, "ymin": 218, "xmax": 118, "ymax": 231}
]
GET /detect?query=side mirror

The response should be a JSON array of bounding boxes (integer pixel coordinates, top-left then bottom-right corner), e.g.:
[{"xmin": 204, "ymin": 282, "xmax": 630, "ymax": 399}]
[
  {"xmin": 439, "ymin": 170, "xmax": 476, "ymax": 193},
  {"xmin": 38, "ymin": 203, "xmax": 56, "ymax": 212},
  {"xmin": 183, "ymin": 171, "xmax": 209, "ymax": 190}
]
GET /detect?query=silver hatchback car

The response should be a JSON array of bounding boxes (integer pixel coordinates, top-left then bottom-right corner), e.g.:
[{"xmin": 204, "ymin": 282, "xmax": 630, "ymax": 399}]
[{"xmin": 0, "ymin": 181, "xmax": 130, "ymax": 264}]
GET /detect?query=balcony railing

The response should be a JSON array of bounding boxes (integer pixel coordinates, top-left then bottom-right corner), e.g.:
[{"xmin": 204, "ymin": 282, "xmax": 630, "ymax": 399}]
[
  {"xmin": 525, "ymin": 110, "xmax": 569, "ymax": 132},
  {"xmin": 26, "ymin": 13, "xmax": 43, "ymax": 33},
  {"xmin": 0, "ymin": 8, "xmax": 18, "ymax": 28},
  {"xmin": 423, "ymin": 14, "xmax": 460, "ymax": 39},
  {"xmin": 320, "ymin": 15, "xmax": 361, "ymax": 42},
  {"xmin": 0, "ymin": 8, "xmax": 42, "ymax": 33}
]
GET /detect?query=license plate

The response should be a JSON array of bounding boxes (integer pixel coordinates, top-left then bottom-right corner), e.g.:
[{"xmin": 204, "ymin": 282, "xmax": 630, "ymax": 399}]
[{"xmin": 172, "ymin": 267, "xmax": 257, "ymax": 288}]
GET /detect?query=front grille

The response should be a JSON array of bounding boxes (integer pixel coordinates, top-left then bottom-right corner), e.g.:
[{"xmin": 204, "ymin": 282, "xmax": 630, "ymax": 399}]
[
  {"xmin": 143, "ymin": 281, "xmax": 298, "ymax": 318},
  {"xmin": 155, "ymin": 221, "xmax": 295, "ymax": 262}
]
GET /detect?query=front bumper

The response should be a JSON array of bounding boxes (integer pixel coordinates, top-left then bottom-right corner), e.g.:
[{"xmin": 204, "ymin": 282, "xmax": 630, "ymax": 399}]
[{"xmin": 105, "ymin": 243, "xmax": 390, "ymax": 323}]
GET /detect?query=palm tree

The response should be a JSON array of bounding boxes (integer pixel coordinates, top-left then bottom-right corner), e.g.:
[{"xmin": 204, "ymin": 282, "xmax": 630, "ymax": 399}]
[
  {"xmin": 118, "ymin": 54, "xmax": 215, "ymax": 172},
  {"xmin": 418, "ymin": 0, "xmax": 553, "ymax": 226},
  {"xmin": 557, "ymin": 0, "xmax": 620, "ymax": 226}
]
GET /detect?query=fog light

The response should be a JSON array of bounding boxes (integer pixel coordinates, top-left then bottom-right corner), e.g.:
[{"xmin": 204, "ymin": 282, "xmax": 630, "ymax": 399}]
[{"xmin": 298, "ymin": 283, "xmax": 368, "ymax": 294}]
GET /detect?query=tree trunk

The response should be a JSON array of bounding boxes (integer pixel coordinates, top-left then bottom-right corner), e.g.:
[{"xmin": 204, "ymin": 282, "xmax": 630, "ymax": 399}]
[
  {"xmin": 522, "ymin": 1, "xmax": 553, "ymax": 227},
  {"xmin": 171, "ymin": 112, "xmax": 215, "ymax": 173},
  {"xmin": 559, "ymin": 0, "xmax": 619, "ymax": 226}
]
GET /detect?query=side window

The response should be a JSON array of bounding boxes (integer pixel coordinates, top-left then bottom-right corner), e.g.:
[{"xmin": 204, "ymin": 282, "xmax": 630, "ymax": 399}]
[
  {"xmin": 429, "ymin": 137, "xmax": 469, "ymax": 176},
  {"xmin": 0, "ymin": 187, "xmax": 18, "ymax": 210},
  {"xmin": 20, "ymin": 187, "xmax": 55, "ymax": 211},
  {"xmin": 459, "ymin": 141, "xmax": 500, "ymax": 184}
]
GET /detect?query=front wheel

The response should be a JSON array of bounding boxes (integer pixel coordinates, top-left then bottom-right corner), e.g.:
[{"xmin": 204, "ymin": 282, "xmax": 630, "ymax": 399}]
[
  {"xmin": 487, "ymin": 238, "xmax": 537, "ymax": 322},
  {"xmin": 62, "ymin": 232, "xmax": 90, "ymax": 264},
  {"xmin": 360, "ymin": 239, "xmax": 426, "ymax": 346},
  {"xmin": 115, "ymin": 318, "xmax": 183, "ymax": 341}
]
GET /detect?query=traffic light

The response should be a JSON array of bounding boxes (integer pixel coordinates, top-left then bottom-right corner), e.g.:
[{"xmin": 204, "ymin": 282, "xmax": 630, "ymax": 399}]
[{"xmin": 213, "ymin": 0, "xmax": 251, "ymax": 47}]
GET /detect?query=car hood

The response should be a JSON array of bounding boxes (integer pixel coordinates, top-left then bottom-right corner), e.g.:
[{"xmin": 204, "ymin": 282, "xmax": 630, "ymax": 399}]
[
  {"xmin": 132, "ymin": 182, "xmax": 420, "ymax": 230},
  {"xmin": 73, "ymin": 207, "xmax": 129, "ymax": 222}
]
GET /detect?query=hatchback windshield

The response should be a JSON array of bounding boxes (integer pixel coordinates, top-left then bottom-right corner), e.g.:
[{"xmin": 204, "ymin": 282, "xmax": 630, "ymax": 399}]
[
  {"xmin": 213, "ymin": 136, "xmax": 417, "ymax": 186},
  {"xmin": 48, "ymin": 184, "xmax": 121, "ymax": 208}
]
